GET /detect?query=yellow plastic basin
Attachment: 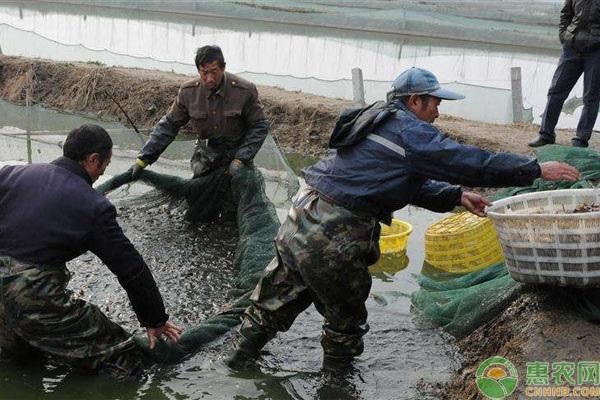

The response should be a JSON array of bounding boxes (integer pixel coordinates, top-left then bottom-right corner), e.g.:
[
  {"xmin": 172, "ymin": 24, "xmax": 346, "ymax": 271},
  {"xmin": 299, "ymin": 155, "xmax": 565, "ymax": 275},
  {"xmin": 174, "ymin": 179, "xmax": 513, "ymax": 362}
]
[
  {"xmin": 370, "ymin": 219, "xmax": 413, "ymax": 276},
  {"xmin": 379, "ymin": 219, "xmax": 413, "ymax": 253},
  {"xmin": 425, "ymin": 212, "xmax": 504, "ymax": 273}
]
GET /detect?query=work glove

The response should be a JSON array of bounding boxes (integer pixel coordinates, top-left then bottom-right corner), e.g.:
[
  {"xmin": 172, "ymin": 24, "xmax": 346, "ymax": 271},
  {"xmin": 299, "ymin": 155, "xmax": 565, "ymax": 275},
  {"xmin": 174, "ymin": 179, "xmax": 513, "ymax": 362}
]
[
  {"xmin": 131, "ymin": 158, "xmax": 147, "ymax": 180},
  {"xmin": 227, "ymin": 158, "xmax": 244, "ymax": 176}
]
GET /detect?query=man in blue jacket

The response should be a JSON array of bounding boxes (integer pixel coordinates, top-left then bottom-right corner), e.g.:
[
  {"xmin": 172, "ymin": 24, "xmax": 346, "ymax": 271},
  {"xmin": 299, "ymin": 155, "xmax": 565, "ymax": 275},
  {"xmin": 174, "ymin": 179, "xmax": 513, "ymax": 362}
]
[
  {"xmin": 227, "ymin": 68, "xmax": 580, "ymax": 369},
  {"xmin": 0, "ymin": 125, "xmax": 181, "ymax": 379}
]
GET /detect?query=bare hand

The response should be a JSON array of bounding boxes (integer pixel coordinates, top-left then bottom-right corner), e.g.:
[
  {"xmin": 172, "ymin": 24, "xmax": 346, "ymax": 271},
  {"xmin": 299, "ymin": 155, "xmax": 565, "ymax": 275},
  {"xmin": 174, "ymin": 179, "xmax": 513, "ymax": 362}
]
[
  {"xmin": 146, "ymin": 321, "xmax": 182, "ymax": 349},
  {"xmin": 540, "ymin": 161, "xmax": 580, "ymax": 182},
  {"xmin": 461, "ymin": 191, "xmax": 491, "ymax": 217}
]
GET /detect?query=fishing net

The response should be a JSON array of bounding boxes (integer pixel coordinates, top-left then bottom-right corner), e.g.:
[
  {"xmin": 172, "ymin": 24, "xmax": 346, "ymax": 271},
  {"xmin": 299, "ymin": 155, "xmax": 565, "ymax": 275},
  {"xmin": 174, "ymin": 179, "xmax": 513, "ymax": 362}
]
[
  {"xmin": 411, "ymin": 145, "xmax": 600, "ymax": 338},
  {"xmin": 95, "ymin": 136, "xmax": 298, "ymax": 363}
]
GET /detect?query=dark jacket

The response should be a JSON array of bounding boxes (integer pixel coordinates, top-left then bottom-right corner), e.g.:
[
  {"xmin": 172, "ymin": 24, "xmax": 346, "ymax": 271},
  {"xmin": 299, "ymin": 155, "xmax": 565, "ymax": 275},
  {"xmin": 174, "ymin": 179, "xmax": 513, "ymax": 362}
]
[
  {"xmin": 560, "ymin": 0, "xmax": 600, "ymax": 53},
  {"xmin": 139, "ymin": 72, "xmax": 269, "ymax": 172},
  {"xmin": 303, "ymin": 101, "xmax": 541, "ymax": 224},
  {"xmin": 0, "ymin": 157, "xmax": 168, "ymax": 328}
]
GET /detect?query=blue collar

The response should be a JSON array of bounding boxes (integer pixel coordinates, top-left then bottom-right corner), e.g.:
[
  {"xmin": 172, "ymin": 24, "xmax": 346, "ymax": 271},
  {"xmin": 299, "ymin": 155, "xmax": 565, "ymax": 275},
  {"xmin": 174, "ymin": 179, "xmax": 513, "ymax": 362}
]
[
  {"xmin": 51, "ymin": 156, "xmax": 93, "ymax": 186},
  {"xmin": 392, "ymin": 100, "xmax": 419, "ymax": 120}
]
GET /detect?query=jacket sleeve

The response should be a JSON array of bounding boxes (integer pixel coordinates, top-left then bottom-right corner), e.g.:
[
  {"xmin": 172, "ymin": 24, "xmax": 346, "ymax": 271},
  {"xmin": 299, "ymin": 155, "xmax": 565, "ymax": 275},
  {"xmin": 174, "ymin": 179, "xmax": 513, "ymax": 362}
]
[
  {"xmin": 235, "ymin": 120, "xmax": 269, "ymax": 162},
  {"xmin": 87, "ymin": 201, "xmax": 168, "ymax": 328},
  {"xmin": 235, "ymin": 85, "xmax": 269, "ymax": 162},
  {"xmin": 410, "ymin": 180, "xmax": 462, "ymax": 212},
  {"xmin": 138, "ymin": 90, "xmax": 190, "ymax": 165},
  {"xmin": 401, "ymin": 122, "xmax": 542, "ymax": 188},
  {"xmin": 559, "ymin": 0, "xmax": 574, "ymax": 43}
]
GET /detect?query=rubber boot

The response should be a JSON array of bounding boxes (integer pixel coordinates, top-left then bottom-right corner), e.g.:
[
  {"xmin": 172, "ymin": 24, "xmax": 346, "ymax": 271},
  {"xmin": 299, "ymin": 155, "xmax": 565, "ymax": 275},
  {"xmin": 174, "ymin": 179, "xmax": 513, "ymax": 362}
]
[{"xmin": 225, "ymin": 326, "xmax": 273, "ymax": 370}]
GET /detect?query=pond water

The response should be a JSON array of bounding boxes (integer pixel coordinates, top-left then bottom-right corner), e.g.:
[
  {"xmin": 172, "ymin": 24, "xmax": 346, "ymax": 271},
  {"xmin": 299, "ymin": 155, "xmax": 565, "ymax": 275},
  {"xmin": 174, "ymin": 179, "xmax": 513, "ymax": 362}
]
[
  {"xmin": 0, "ymin": 98, "xmax": 460, "ymax": 399},
  {"xmin": 0, "ymin": 1, "xmax": 596, "ymax": 130}
]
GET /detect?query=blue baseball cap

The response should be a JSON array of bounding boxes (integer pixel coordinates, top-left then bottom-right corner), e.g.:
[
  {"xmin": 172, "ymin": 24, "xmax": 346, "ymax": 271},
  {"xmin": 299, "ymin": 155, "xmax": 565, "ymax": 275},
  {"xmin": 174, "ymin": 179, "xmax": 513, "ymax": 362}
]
[{"xmin": 390, "ymin": 67, "xmax": 465, "ymax": 100}]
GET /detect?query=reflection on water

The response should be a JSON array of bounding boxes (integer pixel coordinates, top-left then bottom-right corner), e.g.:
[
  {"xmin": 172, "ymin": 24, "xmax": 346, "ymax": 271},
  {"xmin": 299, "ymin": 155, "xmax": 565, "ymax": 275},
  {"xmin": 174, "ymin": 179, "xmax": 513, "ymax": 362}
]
[
  {"xmin": 0, "ymin": 102, "xmax": 459, "ymax": 399},
  {"xmin": 0, "ymin": 99, "xmax": 194, "ymax": 162},
  {"xmin": 370, "ymin": 251, "xmax": 410, "ymax": 283},
  {"xmin": 420, "ymin": 262, "xmax": 468, "ymax": 282}
]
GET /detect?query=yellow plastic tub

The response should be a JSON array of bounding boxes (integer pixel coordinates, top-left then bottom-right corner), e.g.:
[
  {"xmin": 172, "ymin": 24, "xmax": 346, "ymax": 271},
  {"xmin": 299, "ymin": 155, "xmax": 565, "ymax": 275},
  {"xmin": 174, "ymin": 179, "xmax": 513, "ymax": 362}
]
[
  {"xmin": 425, "ymin": 212, "xmax": 504, "ymax": 273},
  {"xmin": 370, "ymin": 219, "xmax": 413, "ymax": 275},
  {"xmin": 380, "ymin": 219, "xmax": 413, "ymax": 253}
]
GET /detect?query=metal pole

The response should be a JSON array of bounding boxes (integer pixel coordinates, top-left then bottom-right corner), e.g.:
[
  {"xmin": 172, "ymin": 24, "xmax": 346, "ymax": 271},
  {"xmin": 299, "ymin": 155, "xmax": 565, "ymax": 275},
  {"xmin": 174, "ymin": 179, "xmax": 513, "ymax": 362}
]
[
  {"xmin": 352, "ymin": 67, "xmax": 365, "ymax": 107},
  {"xmin": 25, "ymin": 87, "xmax": 32, "ymax": 164},
  {"xmin": 511, "ymin": 67, "xmax": 524, "ymax": 123}
]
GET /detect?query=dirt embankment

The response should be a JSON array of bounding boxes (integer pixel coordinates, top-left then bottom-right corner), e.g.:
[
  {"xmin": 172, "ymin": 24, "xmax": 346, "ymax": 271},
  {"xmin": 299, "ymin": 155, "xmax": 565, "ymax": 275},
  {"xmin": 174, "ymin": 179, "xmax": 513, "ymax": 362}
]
[
  {"xmin": 0, "ymin": 55, "xmax": 346, "ymax": 157},
  {"xmin": 440, "ymin": 289, "xmax": 600, "ymax": 400},
  {"xmin": 0, "ymin": 55, "xmax": 585, "ymax": 160}
]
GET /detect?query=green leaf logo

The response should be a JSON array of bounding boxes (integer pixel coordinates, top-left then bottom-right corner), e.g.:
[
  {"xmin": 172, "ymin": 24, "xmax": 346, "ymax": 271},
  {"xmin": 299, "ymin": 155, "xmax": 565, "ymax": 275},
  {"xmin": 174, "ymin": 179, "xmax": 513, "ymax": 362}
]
[{"xmin": 476, "ymin": 356, "xmax": 518, "ymax": 400}]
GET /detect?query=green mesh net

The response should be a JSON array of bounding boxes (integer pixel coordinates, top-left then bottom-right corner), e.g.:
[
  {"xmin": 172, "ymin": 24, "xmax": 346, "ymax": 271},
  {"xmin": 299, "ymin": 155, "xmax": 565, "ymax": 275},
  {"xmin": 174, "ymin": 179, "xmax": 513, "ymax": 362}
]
[
  {"xmin": 95, "ymin": 134, "xmax": 299, "ymax": 362},
  {"xmin": 495, "ymin": 145, "xmax": 600, "ymax": 199},
  {"xmin": 97, "ymin": 166, "xmax": 282, "ymax": 362},
  {"xmin": 411, "ymin": 145, "xmax": 600, "ymax": 338}
]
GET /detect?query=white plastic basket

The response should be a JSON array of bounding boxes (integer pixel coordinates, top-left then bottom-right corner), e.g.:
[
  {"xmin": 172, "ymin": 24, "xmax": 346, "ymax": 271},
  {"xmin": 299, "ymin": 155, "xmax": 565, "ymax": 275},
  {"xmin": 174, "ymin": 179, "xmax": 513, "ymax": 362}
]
[{"xmin": 487, "ymin": 189, "xmax": 600, "ymax": 288}]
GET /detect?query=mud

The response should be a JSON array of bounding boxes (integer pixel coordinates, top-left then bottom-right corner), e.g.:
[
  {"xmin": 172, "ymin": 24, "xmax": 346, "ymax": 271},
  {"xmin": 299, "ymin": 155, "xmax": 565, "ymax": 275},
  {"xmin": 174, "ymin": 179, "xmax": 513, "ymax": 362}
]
[
  {"xmin": 68, "ymin": 191, "xmax": 238, "ymax": 331},
  {"xmin": 0, "ymin": 55, "xmax": 344, "ymax": 157},
  {"xmin": 573, "ymin": 203, "xmax": 600, "ymax": 213},
  {"xmin": 443, "ymin": 290, "xmax": 600, "ymax": 400}
]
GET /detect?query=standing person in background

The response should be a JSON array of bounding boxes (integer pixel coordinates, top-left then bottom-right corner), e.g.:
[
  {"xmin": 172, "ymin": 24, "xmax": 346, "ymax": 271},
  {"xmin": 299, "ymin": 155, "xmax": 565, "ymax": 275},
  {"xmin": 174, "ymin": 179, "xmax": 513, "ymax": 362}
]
[{"xmin": 529, "ymin": 0, "xmax": 600, "ymax": 148}]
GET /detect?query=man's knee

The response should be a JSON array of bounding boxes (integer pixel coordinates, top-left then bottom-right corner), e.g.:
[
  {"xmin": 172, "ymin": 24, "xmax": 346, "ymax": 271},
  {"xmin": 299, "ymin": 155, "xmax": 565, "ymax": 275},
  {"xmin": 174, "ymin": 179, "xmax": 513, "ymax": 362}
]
[
  {"xmin": 0, "ymin": 303, "xmax": 38, "ymax": 362},
  {"xmin": 547, "ymin": 84, "xmax": 575, "ymax": 99},
  {"xmin": 582, "ymin": 93, "xmax": 600, "ymax": 106}
]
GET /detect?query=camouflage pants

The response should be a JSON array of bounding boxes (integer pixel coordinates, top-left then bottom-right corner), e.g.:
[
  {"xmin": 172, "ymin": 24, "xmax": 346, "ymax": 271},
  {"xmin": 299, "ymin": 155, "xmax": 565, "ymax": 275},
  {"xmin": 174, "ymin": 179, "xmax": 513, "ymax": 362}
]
[
  {"xmin": 242, "ymin": 188, "xmax": 381, "ymax": 358},
  {"xmin": 191, "ymin": 139, "xmax": 243, "ymax": 177},
  {"xmin": 0, "ymin": 256, "xmax": 142, "ymax": 378}
]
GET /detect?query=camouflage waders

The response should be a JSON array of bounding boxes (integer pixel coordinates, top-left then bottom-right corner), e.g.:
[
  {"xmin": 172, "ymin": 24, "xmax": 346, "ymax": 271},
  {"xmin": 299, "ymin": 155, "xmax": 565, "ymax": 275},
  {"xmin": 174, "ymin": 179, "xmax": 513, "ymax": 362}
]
[
  {"xmin": 0, "ymin": 256, "xmax": 143, "ymax": 378},
  {"xmin": 191, "ymin": 139, "xmax": 251, "ymax": 178},
  {"xmin": 238, "ymin": 188, "xmax": 381, "ymax": 364}
]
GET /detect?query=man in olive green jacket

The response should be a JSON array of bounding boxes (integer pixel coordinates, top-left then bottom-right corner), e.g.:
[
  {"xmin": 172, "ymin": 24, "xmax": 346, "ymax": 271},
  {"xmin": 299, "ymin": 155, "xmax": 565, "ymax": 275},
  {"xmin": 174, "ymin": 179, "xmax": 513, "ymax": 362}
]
[{"xmin": 132, "ymin": 45, "xmax": 269, "ymax": 178}]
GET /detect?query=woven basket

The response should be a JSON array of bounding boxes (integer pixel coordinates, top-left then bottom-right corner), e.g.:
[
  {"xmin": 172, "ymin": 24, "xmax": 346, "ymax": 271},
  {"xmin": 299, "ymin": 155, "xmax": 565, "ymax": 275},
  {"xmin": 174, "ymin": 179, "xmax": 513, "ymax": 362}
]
[
  {"xmin": 487, "ymin": 189, "xmax": 600, "ymax": 288},
  {"xmin": 425, "ymin": 212, "xmax": 504, "ymax": 273}
]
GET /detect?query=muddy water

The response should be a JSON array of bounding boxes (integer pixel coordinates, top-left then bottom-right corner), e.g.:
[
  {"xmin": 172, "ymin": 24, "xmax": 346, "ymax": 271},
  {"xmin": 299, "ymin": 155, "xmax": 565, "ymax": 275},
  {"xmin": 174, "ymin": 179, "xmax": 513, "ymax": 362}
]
[{"xmin": 0, "ymin": 102, "xmax": 460, "ymax": 399}]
